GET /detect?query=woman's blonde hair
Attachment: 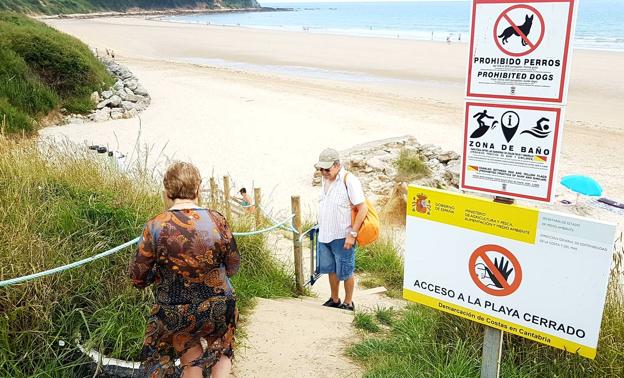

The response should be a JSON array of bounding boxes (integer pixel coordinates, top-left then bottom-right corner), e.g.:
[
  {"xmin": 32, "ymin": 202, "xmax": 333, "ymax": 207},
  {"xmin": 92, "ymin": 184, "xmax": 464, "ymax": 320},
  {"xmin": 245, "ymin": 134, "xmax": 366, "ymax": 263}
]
[{"xmin": 163, "ymin": 161, "xmax": 201, "ymax": 200}]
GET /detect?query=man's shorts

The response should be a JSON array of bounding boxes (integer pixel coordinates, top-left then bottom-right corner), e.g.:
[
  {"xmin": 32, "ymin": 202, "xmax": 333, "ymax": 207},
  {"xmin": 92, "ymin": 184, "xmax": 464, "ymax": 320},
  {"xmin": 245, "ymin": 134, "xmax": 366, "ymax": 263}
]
[{"xmin": 318, "ymin": 238, "xmax": 355, "ymax": 281}]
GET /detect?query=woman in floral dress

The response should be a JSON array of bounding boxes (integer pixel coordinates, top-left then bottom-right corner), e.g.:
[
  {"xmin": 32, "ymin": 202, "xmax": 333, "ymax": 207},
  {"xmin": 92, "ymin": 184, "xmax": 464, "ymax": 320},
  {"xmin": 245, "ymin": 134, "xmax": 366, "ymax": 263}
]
[{"xmin": 130, "ymin": 162, "xmax": 240, "ymax": 378}]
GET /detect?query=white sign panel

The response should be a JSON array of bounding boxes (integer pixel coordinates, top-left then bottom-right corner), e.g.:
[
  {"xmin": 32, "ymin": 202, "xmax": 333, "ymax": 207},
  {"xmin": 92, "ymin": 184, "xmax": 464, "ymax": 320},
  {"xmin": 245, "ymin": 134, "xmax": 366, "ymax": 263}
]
[
  {"xmin": 403, "ymin": 186, "xmax": 617, "ymax": 359},
  {"xmin": 467, "ymin": 0, "xmax": 577, "ymax": 103},
  {"xmin": 461, "ymin": 101, "xmax": 563, "ymax": 202}
]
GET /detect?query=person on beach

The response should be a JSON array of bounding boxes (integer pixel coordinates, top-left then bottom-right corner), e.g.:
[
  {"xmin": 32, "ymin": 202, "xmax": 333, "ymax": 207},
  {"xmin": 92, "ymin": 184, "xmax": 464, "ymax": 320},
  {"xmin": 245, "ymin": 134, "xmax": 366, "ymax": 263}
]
[
  {"xmin": 316, "ymin": 148, "xmax": 368, "ymax": 311},
  {"xmin": 130, "ymin": 161, "xmax": 240, "ymax": 378},
  {"xmin": 239, "ymin": 187, "xmax": 255, "ymax": 213}
]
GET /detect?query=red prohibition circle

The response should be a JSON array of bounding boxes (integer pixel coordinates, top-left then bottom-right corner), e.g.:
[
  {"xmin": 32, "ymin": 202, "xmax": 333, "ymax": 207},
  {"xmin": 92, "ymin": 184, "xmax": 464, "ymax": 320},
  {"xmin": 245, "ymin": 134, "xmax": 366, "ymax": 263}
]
[
  {"xmin": 493, "ymin": 4, "xmax": 545, "ymax": 57},
  {"xmin": 468, "ymin": 244, "xmax": 523, "ymax": 296}
]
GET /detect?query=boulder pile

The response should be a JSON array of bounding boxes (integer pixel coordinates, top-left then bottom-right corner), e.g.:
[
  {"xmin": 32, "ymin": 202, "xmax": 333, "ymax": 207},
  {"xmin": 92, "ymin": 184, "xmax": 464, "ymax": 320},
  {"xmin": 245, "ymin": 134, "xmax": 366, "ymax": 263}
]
[
  {"xmin": 64, "ymin": 57, "xmax": 151, "ymax": 124},
  {"xmin": 312, "ymin": 136, "xmax": 462, "ymax": 224}
]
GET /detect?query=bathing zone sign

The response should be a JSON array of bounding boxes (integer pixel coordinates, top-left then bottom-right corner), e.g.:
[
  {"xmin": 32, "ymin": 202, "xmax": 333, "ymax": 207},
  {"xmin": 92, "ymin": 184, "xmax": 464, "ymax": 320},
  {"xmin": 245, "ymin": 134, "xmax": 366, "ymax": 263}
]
[
  {"xmin": 467, "ymin": 0, "xmax": 577, "ymax": 103},
  {"xmin": 461, "ymin": 101, "xmax": 563, "ymax": 203},
  {"xmin": 403, "ymin": 186, "xmax": 617, "ymax": 359}
]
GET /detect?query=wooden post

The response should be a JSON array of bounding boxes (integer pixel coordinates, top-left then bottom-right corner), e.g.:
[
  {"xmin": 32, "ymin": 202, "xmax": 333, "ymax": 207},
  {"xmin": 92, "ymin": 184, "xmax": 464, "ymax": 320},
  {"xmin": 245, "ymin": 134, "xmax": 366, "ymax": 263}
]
[
  {"xmin": 223, "ymin": 176, "xmax": 232, "ymax": 222},
  {"xmin": 210, "ymin": 177, "xmax": 217, "ymax": 209},
  {"xmin": 481, "ymin": 327, "xmax": 503, "ymax": 378},
  {"xmin": 480, "ymin": 195, "xmax": 515, "ymax": 378},
  {"xmin": 254, "ymin": 187, "xmax": 262, "ymax": 229},
  {"xmin": 291, "ymin": 195, "xmax": 304, "ymax": 294}
]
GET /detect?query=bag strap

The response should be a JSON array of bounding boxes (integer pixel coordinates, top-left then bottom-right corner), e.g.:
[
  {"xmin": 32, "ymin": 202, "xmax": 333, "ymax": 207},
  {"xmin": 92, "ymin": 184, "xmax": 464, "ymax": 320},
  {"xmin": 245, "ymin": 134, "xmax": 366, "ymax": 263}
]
[{"xmin": 343, "ymin": 172, "xmax": 353, "ymax": 206}]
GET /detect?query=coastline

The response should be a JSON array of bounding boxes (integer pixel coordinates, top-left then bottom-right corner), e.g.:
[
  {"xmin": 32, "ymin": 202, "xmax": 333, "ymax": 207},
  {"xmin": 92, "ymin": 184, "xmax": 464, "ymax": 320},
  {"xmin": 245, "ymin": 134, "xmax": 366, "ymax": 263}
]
[
  {"xmin": 36, "ymin": 6, "xmax": 291, "ymax": 20},
  {"xmin": 40, "ymin": 16, "xmax": 624, "ymax": 213}
]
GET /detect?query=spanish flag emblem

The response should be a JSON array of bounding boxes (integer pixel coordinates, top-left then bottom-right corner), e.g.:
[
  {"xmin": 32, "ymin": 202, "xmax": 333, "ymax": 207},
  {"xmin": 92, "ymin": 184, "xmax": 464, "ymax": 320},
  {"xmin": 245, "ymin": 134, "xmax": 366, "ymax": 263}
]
[
  {"xmin": 534, "ymin": 155, "xmax": 548, "ymax": 163},
  {"xmin": 468, "ymin": 165, "xmax": 479, "ymax": 171}
]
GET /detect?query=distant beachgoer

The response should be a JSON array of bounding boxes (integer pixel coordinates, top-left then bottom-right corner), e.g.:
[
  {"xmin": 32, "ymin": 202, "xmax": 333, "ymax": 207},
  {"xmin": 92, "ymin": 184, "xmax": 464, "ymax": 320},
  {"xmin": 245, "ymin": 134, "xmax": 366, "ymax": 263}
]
[
  {"xmin": 105, "ymin": 48, "xmax": 110, "ymax": 57},
  {"xmin": 458, "ymin": 33, "xmax": 461, "ymax": 41},
  {"xmin": 431, "ymin": 31, "xmax": 434, "ymax": 40},
  {"xmin": 239, "ymin": 187, "xmax": 255, "ymax": 213},
  {"xmin": 316, "ymin": 148, "xmax": 367, "ymax": 312},
  {"xmin": 111, "ymin": 50, "xmax": 115, "ymax": 59},
  {"xmin": 446, "ymin": 35, "xmax": 451, "ymax": 44},
  {"xmin": 130, "ymin": 161, "xmax": 240, "ymax": 378}
]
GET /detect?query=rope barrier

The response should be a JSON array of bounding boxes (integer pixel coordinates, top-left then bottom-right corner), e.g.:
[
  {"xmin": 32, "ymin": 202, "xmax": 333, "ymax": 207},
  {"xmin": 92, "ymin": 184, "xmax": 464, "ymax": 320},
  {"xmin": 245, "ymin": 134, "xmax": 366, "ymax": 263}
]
[
  {"xmin": 259, "ymin": 207, "xmax": 299, "ymax": 234},
  {"xmin": 232, "ymin": 214, "xmax": 295, "ymax": 236},
  {"xmin": 0, "ymin": 237, "xmax": 140, "ymax": 288},
  {"xmin": 298, "ymin": 225, "xmax": 319, "ymax": 242},
  {"xmin": 0, "ymin": 213, "xmax": 297, "ymax": 288}
]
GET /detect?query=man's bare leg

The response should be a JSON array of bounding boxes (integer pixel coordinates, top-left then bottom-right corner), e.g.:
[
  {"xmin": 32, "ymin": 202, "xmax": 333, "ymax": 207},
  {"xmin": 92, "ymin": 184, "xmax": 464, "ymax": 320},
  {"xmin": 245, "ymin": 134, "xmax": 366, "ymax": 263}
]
[
  {"xmin": 343, "ymin": 276, "xmax": 354, "ymax": 305},
  {"xmin": 329, "ymin": 272, "xmax": 340, "ymax": 302}
]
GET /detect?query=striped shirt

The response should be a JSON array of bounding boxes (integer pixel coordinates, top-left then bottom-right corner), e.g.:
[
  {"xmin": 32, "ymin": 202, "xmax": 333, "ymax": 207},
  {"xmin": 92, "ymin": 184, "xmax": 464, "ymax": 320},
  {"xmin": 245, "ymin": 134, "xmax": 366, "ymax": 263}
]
[{"xmin": 318, "ymin": 167, "xmax": 365, "ymax": 243}]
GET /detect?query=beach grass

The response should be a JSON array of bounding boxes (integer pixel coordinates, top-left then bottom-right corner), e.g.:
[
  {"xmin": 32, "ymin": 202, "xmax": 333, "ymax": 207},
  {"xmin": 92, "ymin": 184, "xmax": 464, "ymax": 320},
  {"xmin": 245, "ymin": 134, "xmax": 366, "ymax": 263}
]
[
  {"xmin": 393, "ymin": 148, "xmax": 430, "ymax": 182},
  {"xmin": 355, "ymin": 238, "xmax": 404, "ymax": 297},
  {"xmin": 0, "ymin": 12, "xmax": 113, "ymax": 134},
  {"xmin": 351, "ymin": 238, "xmax": 624, "ymax": 377},
  {"xmin": 0, "ymin": 135, "xmax": 298, "ymax": 375}
]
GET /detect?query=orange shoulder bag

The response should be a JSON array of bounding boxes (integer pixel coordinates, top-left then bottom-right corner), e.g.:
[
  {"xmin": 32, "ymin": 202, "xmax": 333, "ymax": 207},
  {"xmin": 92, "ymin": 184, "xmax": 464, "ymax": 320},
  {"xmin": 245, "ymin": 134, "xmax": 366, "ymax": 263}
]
[{"xmin": 344, "ymin": 172, "xmax": 380, "ymax": 247}]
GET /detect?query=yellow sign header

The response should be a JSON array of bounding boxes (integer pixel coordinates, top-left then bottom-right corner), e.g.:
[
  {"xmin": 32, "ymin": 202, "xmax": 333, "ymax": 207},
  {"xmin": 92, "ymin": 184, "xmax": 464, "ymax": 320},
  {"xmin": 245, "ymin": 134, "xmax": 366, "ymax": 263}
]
[{"xmin": 406, "ymin": 186, "xmax": 538, "ymax": 244}]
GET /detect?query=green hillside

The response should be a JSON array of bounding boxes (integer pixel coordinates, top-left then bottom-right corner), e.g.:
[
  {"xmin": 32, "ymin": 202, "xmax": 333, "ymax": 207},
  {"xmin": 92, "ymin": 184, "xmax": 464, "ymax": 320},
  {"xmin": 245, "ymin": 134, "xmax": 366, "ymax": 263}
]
[
  {"xmin": 0, "ymin": 12, "xmax": 114, "ymax": 134},
  {"xmin": 0, "ymin": 0, "xmax": 259, "ymax": 15}
]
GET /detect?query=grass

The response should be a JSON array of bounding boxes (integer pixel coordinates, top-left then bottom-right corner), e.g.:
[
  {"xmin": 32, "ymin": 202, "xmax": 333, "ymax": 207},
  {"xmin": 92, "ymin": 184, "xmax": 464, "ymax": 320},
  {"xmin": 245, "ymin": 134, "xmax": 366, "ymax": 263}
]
[
  {"xmin": 351, "ymin": 237, "xmax": 624, "ymax": 377},
  {"xmin": 393, "ymin": 148, "xmax": 430, "ymax": 182},
  {"xmin": 355, "ymin": 238, "xmax": 404, "ymax": 297},
  {"xmin": 0, "ymin": 0, "xmax": 260, "ymax": 14},
  {"xmin": 0, "ymin": 136, "xmax": 299, "ymax": 375},
  {"xmin": 354, "ymin": 312, "xmax": 381, "ymax": 333}
]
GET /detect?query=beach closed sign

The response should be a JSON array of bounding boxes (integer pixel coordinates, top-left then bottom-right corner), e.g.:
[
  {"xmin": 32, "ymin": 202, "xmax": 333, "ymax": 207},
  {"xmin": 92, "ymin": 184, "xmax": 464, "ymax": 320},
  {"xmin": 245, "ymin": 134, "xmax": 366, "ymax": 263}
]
[
  {"xmin": 403, "ymin": 186, "xmax": 617, "ymax": 359},
  {"xmin": 461, "ymin": 101, "xmax": 563, "ymax": 202},
  {"xmin": 467, "ymin": 0, "xmax": 577, "ymax": 103}
]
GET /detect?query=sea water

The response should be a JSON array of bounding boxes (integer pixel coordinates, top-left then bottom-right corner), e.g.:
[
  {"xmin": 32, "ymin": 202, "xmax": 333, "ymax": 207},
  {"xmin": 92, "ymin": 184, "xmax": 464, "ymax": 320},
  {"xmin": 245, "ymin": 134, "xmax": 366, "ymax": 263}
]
[{"xmin": 164, "ymin": 0, "xmax": 624, "ymax": 51}]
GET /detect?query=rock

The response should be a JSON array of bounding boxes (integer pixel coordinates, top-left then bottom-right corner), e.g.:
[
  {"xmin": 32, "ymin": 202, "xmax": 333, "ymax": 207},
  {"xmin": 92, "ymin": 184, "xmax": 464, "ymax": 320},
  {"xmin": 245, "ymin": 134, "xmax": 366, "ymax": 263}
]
[
  {"xmin": 134, "ymin": 85, "xmax": 149, "ymax": 96},
  {"xmin": 108, "ymin": 95, "xmax": 122, "ymax": 107},
  {"xmin": 113, "ymin": 80, "xmax": 124, "ymax": 91},
  {"xmin": 445, "ymin": 159, "xmax": 461, "ymax": 187},
  {"xmin": 90, "ymin": 91, "xmax": 100, "ymax": 105},
  {"xmin": 101, "ymin": 90, "xmax": 113, "ymax": 99},
  {"xmin": 367, "ymin": 157, "xmax": 385, "ymax": 171},
  {"xmin": 124, "ymin": 87, "xmax": 135, "ymax": 96},
  {"xmin": 437, "ymin": 151, "xmax": 460, "ymax": 164},
  {"xmin": 125, "ymin": 80, "xmax": 138, "ymax": 91},
  {"xmin": 123, "ymin": 109, "xmax": 139, "ymax": 119},
  {"xmin": 110, "ymin": 109, "xmax": 124, "ymax": 120},
  {"xmin": 121, "ymin": 101, "xmax": 135, "ymax": 111},
  {"xmin": 96, "ymin": 99, "xmax": 111, "ymax": 109},
  {"xmin": 93, "ymin": 108, "xmax": 111, "ymax": 122},
  {"xmin": 124, "ymin": 94, "xmax": 143, "ymax": 103},
  {"xmin": 350, "ymin": 158, "xmax": 366, "ymax": 169}
]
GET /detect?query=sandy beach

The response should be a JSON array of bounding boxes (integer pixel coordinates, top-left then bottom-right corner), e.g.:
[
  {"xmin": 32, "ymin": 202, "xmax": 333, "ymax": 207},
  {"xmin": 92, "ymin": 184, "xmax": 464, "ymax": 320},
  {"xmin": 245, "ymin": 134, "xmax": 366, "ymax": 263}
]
[{"xmin": 40, "ymin": 16, "xmax": 624, "ymax": 213}]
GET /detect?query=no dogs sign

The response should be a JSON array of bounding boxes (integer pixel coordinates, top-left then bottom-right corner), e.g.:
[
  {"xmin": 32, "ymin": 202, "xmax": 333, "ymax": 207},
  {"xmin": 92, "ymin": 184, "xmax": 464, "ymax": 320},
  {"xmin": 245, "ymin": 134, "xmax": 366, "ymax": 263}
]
[
  {"xmin": 404, "ymin": 186, "xmax": 617, "ymax": 358},
  {"xmin": 467, "ymin": 0, "xmax": 578, "ymax": 103}
]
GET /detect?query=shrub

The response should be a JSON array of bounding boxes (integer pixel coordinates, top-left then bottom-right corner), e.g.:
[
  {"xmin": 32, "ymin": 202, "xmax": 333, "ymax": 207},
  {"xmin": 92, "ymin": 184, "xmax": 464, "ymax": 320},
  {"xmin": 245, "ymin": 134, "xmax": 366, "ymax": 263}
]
[{"xmin": 393, "ymin": 148, "xmax": 430, "ymax": 182}]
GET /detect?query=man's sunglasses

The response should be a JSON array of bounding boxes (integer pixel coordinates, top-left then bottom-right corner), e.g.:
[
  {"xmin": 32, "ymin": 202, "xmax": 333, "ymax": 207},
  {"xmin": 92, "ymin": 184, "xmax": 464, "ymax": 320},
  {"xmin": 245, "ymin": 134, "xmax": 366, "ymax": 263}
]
[{"xmin": 318, "ymin": 167, "xmax": 331, "ymax": 173}]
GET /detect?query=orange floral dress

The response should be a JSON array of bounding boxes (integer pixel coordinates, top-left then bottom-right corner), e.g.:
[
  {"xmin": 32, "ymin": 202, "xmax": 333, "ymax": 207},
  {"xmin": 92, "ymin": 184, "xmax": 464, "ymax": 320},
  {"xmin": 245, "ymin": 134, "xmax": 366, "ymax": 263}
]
[{"xmin": 129, "ymin": 208, "xmax": 240, "ymax": 377}]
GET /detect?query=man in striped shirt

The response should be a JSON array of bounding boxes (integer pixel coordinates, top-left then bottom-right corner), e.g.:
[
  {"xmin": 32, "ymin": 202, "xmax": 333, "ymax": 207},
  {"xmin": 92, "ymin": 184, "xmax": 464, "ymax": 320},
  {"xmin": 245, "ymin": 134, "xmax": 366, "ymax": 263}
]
[{"xmin": 316, "ymin": 148, "xmax": 368, "ymax": 311}]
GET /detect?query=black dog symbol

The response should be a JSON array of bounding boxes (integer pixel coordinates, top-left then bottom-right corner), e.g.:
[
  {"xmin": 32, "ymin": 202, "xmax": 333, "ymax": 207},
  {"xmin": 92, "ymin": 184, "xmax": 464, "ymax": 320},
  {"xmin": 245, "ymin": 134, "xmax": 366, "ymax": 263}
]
[{"xmin": 498, "ymin": 14, "xmax": 534, "ymax": 46}]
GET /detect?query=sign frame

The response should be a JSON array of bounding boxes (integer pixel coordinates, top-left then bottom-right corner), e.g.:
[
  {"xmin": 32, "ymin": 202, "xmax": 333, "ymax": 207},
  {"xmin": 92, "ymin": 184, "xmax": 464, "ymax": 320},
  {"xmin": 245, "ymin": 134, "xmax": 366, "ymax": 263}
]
[
  {"xmin": 466, "ymin": 0, "xmax": 577, "ymax": 104},
  {"xmin": 403, "ymin": 186, "xmax": 617, "ymax": 359},
  {"xmin": 460, "ymin": 101, "xmax": 564, "ymax": 203}
]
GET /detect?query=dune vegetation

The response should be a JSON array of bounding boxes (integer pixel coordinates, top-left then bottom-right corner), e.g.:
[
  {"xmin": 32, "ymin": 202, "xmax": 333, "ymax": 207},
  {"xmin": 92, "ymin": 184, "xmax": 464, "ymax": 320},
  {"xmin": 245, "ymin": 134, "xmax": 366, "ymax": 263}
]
[
  {"xmin": 0, "ymin": 0, "xmax": 259, "ymax": 15},
  {"xmin": 0, "ymin": 12, "xmax": 113, "ymax": 134},
  {"xmin": 0, "ymin": 136, "xmax": 298, "ymax": 375}
]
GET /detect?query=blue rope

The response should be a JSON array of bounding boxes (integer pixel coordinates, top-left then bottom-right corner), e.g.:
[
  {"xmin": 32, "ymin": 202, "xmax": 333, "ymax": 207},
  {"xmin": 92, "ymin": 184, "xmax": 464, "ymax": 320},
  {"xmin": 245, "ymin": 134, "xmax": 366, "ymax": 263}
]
[
  {"xmin": 0, "ymin": 213, "xmax": 297, "ymax": 288},
  {"xmin": 0, "ymin": 237, "xmax": 140, "ymax": 288}
]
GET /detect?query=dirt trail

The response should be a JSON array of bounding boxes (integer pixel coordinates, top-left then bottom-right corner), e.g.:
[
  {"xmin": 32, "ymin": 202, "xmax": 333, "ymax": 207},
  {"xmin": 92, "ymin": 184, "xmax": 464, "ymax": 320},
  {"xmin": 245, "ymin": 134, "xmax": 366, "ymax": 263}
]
[{"xmin": 232, "ymin": 232, "xmax": 404, "ymax": 377}]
